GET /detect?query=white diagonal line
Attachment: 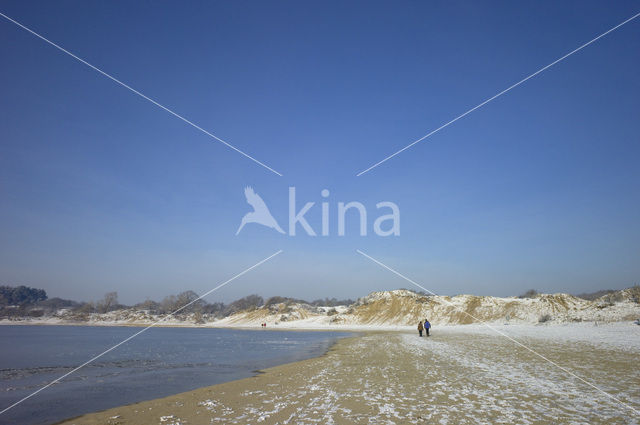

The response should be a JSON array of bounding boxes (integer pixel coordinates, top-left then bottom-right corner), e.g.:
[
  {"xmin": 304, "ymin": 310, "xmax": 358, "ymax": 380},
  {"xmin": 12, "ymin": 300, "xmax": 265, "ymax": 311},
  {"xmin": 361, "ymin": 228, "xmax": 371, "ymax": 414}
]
[
  {"xmin": 356, "ymin": 249, "xmax": 640, "ymax": 416},
  {"xmin": 356, "ymin": 11, "xmax": 640, "ymax": 177},
  {"xmin": 0, "ymin": 12, "xmax": 283, "ymax": 177},
  {"xmin": 0, "ymin": 249, "xmax": 283, "ymax": 416}
]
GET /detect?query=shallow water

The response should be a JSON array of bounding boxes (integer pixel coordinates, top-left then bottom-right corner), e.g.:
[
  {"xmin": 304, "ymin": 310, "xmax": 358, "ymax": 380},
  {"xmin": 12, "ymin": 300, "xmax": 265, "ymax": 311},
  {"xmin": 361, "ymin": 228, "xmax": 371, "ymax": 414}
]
[{"xmin": 0, "ymin": 325, "xmax": 350, "ymax": 425}]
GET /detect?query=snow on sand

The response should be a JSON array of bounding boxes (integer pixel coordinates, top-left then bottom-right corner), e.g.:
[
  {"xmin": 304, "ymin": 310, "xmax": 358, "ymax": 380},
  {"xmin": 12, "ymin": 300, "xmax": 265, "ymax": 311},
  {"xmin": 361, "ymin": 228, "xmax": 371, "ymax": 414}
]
[{"xmin": 60, "ymin": 323, "xmax": 639, "ymax": 425}]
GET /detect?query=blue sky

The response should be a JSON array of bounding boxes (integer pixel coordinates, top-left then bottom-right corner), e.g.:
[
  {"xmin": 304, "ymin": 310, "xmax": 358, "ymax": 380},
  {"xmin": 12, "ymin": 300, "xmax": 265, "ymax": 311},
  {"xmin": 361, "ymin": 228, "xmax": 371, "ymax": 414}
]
[{"xmin": 1, "ymin": 1, "xmax": 639, "ymax": 304}]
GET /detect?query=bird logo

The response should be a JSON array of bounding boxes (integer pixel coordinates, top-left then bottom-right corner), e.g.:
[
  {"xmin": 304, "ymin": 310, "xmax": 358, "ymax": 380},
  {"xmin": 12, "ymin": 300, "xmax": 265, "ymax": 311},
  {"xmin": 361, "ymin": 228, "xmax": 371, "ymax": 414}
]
[{"xmin": 236, "ymin": 187, "xmax": 285, "ymax": 235}]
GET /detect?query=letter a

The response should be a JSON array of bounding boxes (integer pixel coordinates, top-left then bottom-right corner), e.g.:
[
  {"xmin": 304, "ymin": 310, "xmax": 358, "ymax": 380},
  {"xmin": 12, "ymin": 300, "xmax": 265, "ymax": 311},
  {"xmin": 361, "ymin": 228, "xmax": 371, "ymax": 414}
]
[{"xmin": 374, "ymin": 202, "xmax": 400, "ymax": 236}]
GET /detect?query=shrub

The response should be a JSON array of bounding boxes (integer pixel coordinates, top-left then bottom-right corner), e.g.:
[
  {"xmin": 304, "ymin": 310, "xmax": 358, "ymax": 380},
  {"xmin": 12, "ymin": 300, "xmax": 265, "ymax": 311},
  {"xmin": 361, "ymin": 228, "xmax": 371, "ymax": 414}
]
[
  {"xmin": 265, "ymin": 296, "xmax": 290, "ymax": 306},
  {"xmin": 538, "ymin": 314, "xmax": 552, "ymax": 323},
  {"xmin": 75, "ymin": 302, "xmax": 95, "ymax": 314}
]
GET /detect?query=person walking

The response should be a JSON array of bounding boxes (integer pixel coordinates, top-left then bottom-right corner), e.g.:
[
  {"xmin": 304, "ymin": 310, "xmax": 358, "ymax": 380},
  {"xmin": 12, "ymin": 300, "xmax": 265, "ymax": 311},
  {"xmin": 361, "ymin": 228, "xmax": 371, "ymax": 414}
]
[
  {"xmin": 424, "ymin": 319, "xmax": 431, "ymax": 337},
  {"xmin": 417, "ymin": 320, "xmax": 424, "ymax": 337}
]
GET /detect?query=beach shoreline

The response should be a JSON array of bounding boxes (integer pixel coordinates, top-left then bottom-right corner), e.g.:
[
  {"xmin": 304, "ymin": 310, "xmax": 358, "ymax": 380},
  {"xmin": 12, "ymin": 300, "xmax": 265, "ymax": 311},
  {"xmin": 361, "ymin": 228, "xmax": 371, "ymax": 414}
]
[
  {"xmin": 0, "ymin": 318, "xmax": 416, "ymax": 332},
  {"xmin": 0, "ymin": 325, "xmax": 356, "ymax": 425},
  {"xmin": 55, "ymin": 332, "xmax": 368, "ymax": 425},
  {"xmin": 54, "ymin": 323, "xmax": 639, "ymax": 425}
]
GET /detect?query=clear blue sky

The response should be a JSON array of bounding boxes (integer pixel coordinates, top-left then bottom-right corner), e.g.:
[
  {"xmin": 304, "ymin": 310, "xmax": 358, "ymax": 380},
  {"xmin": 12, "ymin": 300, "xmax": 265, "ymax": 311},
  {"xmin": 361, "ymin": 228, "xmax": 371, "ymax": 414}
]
[{"xmin": 1, "ymin": 1, "xmax": 639, "ymax": 304}]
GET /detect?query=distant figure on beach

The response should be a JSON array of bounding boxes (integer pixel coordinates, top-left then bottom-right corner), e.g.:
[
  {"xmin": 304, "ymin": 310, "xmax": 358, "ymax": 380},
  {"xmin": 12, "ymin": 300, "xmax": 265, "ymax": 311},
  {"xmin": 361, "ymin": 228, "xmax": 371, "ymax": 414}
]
[
  {"xmin": 417, "ymin": 321, "xmax": 424, "ymax": 337},
  {"xmin": 424, "ymin": 319, "xmax": 431, "ymax": 337}
]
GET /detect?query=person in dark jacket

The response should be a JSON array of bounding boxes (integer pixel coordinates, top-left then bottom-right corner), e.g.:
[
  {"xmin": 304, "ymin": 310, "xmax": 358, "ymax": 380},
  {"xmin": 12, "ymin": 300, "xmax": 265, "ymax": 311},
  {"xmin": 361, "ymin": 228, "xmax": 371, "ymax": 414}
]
[
  {"xmin": 417, "ymin": 321, "xmax": 424, "ymax": 337},
  {"xmin": 424, "ymin": 319, "xmax": 431, "ymax": 336}
]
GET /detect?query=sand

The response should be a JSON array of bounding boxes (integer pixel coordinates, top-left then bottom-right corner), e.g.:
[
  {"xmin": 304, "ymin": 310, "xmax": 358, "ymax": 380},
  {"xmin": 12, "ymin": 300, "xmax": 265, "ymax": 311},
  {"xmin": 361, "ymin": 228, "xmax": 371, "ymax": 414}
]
[{"xmin": 57, "ymin": 325, "xmax": 639, "ymax": 425}]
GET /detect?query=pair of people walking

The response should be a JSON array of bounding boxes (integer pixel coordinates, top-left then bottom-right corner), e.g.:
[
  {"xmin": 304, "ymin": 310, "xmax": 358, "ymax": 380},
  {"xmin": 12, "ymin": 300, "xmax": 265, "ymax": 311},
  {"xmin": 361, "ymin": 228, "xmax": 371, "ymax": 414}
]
[{"xmin": 417, "ymin": 319, "xmax": 431, "ymax": 337}]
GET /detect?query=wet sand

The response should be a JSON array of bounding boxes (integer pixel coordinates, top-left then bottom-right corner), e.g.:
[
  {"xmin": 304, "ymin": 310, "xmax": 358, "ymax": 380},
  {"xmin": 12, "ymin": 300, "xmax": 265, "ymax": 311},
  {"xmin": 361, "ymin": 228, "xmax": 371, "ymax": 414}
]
[{"xmin": 58, "ymin": 328, "xmax": 639, "ymax": 425}]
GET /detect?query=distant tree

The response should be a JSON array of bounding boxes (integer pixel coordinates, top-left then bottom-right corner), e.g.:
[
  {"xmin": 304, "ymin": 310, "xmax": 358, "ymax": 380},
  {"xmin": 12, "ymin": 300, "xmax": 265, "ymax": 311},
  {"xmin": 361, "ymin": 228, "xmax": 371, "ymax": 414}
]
[
  {"xmin": 574, "ymin": 289, "xmax": 617, "ymax": 301},
  {"xmin": 175, "ymin": 290, "xmax": 205, "ymax": 313},
  {"xmin": 265, "ymin": 296, "xmax": 310, "ymax": 306},
  {"xmin": 96, "ymin": 292, "xmax": 118, "ymax": 313},
  {"xmin": 134, "ymin": 299, "xmax": 160, "ymax": 313},
  {"xmin": 224, "ymin": 294, "xmax": 264, "ymax": 316},
  {"xmin": 518, "ymin": 289, "xmax": 538, "ymax": 299},
  {"xmin": 158, "ymin": 290, "xmax": 205, "ymax": 315},
  {"xmin": 311, "ymin": 297, "xmax": 355, "ymax": 307},
  {"xmin": 160, "ymin": 295, "xmax": 178, "ymax": 314},
  {"xmin": 202, "ymin": 302, "xmax": 226, "ymax": 316},
  {"xmin": 0, "ymin": 285, "xmax": 47, "ymax": 306}
]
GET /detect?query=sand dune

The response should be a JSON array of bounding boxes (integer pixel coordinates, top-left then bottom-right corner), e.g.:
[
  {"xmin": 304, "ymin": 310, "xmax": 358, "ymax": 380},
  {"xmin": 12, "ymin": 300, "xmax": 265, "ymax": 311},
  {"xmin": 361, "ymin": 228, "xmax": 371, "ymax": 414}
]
[{"xmin": 215, "ymin": 287, "xmax": 640, "ymax": 328}]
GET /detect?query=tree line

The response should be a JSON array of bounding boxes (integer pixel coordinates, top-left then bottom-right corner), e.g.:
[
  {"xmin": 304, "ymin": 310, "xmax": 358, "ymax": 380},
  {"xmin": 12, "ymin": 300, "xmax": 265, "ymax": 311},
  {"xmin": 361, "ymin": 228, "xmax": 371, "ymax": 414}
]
[{"xmin": 0, "ymin": 285, "xmax": 354, "ymax": 319}]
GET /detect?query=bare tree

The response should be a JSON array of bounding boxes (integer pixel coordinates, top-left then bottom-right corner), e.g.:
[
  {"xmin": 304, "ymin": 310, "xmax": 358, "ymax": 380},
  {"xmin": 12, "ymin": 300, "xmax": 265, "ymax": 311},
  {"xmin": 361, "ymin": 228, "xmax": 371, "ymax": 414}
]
[
  {"xmin": 160, "ymin": 295, "xmax": 177, "ymax": 314},
  {"xmin": 176, "ymin": 290, "xmax": 204, "ymax": 313},
  {"xmin": 96, "ymin": 292, "xmax": 118, "ymax": 313}
]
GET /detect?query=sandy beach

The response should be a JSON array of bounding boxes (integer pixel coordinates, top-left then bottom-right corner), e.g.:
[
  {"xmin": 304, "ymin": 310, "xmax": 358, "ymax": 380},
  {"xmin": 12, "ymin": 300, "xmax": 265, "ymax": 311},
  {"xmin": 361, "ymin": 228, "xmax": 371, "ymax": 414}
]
[{"xmin": 57, "ymin": 324, "xmax": 639, "ymax": 425}]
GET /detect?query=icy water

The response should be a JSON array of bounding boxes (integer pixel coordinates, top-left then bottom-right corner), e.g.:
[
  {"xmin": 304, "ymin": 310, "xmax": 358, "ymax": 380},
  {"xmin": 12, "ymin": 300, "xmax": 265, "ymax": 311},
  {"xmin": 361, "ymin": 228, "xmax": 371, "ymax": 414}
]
[{"xmin": 0, "ymin": 325, "xmax": 351, "ymax": 425}]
